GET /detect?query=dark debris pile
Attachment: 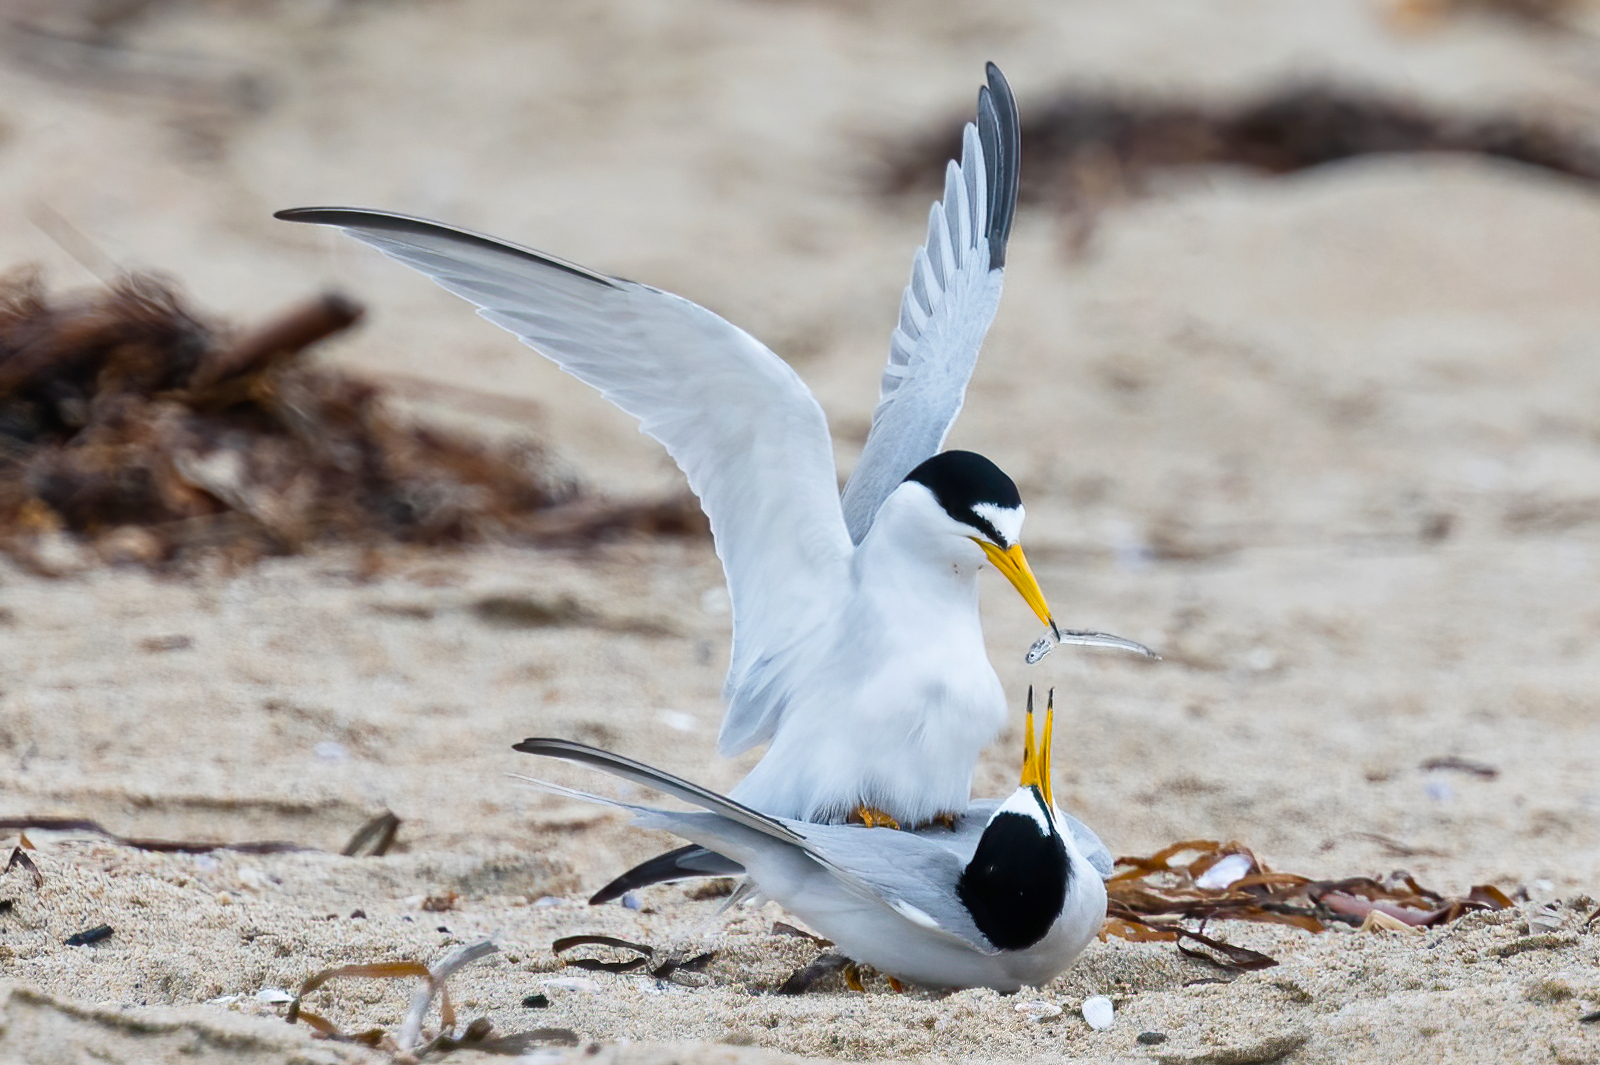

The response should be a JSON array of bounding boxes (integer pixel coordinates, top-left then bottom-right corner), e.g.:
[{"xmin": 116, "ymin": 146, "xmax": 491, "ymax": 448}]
[
  {"xmin": 0, "ymin": 272, "xmax": 705, "ymax": 570},
  {"xmin": 886, "ymin": 81, "xmax": 1600, "ymax": 216}
]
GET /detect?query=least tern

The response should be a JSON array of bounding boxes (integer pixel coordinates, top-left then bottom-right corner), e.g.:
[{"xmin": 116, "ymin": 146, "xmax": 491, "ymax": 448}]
[
  {"xmin": 277, "ymin": 64, "xmax": 1135, "ymax": 828},
  {"xmin": 514, "ymin": 689, "xmax": 1108, "ymax": 992}
]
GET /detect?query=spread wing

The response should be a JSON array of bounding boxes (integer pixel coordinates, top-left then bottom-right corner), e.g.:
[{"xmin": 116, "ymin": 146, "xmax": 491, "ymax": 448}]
[
  {"xmin": 838, "ymin": 62, "xmax": 1020, "ymax": 543},
  {"xmin": 276, "ymin": 208, "xmax": 854, "ymax": 747}
]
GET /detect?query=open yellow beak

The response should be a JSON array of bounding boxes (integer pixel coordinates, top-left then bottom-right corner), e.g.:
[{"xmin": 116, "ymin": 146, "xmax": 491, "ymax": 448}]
[
  {"xmin": 1018, "ymin": 686, "xmax": 1056, "ymax": 808},
  {"xmin": 975, "ymin": 539, "xmax": 1056, "ymax": 634}
]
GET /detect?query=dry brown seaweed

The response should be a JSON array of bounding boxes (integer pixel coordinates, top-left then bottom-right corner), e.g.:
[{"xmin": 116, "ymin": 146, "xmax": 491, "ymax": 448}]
[
  {"xmin": 3, "ymin": 845, "xmax": 44, "ymax": 887},
  {"xmin": 285, "ymin": 939, "xmax": 565, "ymax": 1057},
  {"xmin": 341, "ymin": 810, "xmax": 401, "ymax": 858},
  {"xmin": 552, "ymin": 934, "xmax": 715, "ymax": 981},
  {"xmin": 1104, "ymin": 839, "xmax": 1513, "ymax": 968},
  {"xmin": 0, "ymin": 272, "xmax": 707, "ymax": 569}
]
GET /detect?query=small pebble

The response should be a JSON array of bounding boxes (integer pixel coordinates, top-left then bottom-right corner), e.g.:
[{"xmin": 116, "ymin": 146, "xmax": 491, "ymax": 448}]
[
  {"xmin": 621, "ymin": 893, "xmax": 643, "ymax": 911},
  {"xmin": 1137, "ymin": 1031, "xmax": 1168, "ymax": 1045},
  {"xmin": 1243, "ymin": 645, "xmax": 1276, "ymax": 672},
  {"xmin": 522, "ymin": 993, "xmax": 550, "ymax": 1009},
  {"xmin": 658, "ymin": 709, "xmax": 697, "ymax": 732},
  {"xmin": 1082, "ymin": 995, "xmax": 1114, "ymax": 1031}
]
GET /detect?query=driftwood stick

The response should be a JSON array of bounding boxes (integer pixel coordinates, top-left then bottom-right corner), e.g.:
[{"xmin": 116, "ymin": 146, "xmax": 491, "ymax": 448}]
[{"xmin": 189, "ymin": 291, "xmax": 362, "ymax": 392}]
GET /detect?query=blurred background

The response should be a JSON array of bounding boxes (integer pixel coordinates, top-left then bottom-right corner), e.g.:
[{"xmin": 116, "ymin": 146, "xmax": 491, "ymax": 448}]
[{"xmin": 2, "ymin": 0, "xmax": 1599, "ymax": 902}]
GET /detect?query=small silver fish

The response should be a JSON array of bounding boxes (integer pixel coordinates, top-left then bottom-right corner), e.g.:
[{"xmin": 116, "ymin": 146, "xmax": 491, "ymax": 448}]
[{"xmin": 1024, "ymin": 628, "xmax": 1160, "ymax": 665}]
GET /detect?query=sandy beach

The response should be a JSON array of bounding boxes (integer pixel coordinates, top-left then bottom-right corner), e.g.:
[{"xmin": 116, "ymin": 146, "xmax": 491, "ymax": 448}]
[{"xmin": 3, "ymin": 1, "xmax": 1600, "ymax": 1061}]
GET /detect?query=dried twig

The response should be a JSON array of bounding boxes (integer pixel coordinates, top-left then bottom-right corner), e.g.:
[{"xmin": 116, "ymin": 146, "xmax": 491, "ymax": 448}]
[
  {"xmin": 0, "ymin": 817, "xmax": 307, "ymax": 855},
  {"xmin": 1420, "ymin": 756, "xmax": 1499, "ymax": 779},
  {"xmin": 186, "ymin": 292, "xmax": 360, "ymax": 394}
]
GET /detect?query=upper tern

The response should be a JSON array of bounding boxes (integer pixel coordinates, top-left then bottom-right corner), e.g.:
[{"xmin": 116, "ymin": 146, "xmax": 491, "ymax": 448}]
[
  {"xmin": 276, "ymin": 64, "xmax": 1138, "ymax": 827},
  {"xmin": 514, "ymin": 689, "xmax": 1108, "ymax": 992}
]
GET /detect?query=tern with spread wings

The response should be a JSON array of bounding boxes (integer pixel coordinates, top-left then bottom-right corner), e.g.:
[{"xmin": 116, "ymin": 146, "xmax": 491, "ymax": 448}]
[{"xmin": 277, "ymin": 64, "xmax": 1144, "ymax": 830}]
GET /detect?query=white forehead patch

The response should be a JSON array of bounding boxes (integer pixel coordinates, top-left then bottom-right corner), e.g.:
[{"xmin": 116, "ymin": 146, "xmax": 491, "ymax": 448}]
[
  {"xmin": 971, "ymin": 502, "xmax": 1024, "ymax": 547},
  {"xmin": 994, "ymin": 786, "xmax": 1052, "ymax": 833}
]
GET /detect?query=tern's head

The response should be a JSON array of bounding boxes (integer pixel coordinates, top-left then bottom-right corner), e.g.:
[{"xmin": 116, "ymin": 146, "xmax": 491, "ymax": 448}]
[
  {"xmin": 900, "ymin": 450, "xmax": 1055, "ymax": 631},
  {"xmin": 956, "ymin": 687, "xmax": 1069, "ymax": 951}
]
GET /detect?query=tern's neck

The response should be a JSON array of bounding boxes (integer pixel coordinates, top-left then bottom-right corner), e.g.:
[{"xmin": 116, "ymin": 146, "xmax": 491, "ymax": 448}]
[{"xmin": 853, "ymin": 491, "xmax": 982, "ymax": 616}]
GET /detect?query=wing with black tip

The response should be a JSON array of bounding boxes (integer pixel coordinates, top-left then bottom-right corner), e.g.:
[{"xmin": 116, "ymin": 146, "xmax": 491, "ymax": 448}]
[
  {"xmin": 277, "ymin": 208, "xmax": 855, "ymax": 754},
  {"xmin": 839, "ymin": 63, "xmax": 1021, "ymax": 543}
]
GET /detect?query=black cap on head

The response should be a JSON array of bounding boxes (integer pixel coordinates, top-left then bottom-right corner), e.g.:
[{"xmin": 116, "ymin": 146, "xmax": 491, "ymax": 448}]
[{"xmin": 903, "ymin": 450, "xmax": 1021, "ymax": 546}]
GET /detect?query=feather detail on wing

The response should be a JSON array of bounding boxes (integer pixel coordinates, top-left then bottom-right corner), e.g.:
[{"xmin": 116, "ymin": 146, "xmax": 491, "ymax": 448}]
[
  {"xmin": 276, "ymin": 208, "xmax": 854, "ymax": 756},
  {"xmin": 839, "ymin": 62, "xmax": 1020, "ymax": 543},
  {"xmin": 513, "ymin": 738, "xmax": 804, "ymax": 843},
  {"xmin": 513, "ymin": 739, "xmax": 985, "ymax": 949}
]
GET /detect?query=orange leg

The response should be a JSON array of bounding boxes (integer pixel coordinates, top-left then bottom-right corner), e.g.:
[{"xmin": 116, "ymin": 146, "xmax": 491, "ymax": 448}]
[{"xmin": 848, "ymin": 805, "xmax": 901, "ymax": 830}]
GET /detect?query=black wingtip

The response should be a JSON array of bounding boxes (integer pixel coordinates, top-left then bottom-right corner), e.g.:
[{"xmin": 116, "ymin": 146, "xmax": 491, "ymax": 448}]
[
  {"xmin": 977, "ymin": 63, "xmax": 1020, "ymax": 269},
  {"xmin": 272, "ymin": 206, "xmax": 623, "ymax": 290},
  {"xmin": 586, "ymin": 844, "xmax": 744, "ymax": 905},
  {"xmin": 274, "ymin": 206, "xmax": 361, "ymax": 224}
]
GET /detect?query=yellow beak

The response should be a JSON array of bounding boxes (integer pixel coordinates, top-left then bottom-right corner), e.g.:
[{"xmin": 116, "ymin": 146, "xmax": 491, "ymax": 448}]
[
  {"xmin": 1018, "ymin": 686, "xmax": 1056, "ymax": 808},
  {"xmin": 975, "ymin": 539, "xmax": 1056, "ymax": 634}
]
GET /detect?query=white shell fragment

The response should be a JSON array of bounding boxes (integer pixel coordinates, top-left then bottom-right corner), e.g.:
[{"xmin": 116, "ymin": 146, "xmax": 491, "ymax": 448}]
[
  {"xmin": 1082, "ymin": 995, "xmax": 1115, "ymax": 1030},
  {"xmin": 255, "ymin": 987, "xmax": 294, "ymax": 1005},
  {"xmin": 1527, "ymin": 905, "xmax": 1564, "ymax": 934},
  {"xmin": 1195, "ymin": 852, "xmax": 1254, "ymax": 890},
  {"xmin": 538, "ymin": 977, "xmax": 601, "ymax": 993},
  {"xmin": 1015, "ymin": 999, "xmax": 1063, "ymax": 1022},
  {"xmin": 1024, "ymin": 627, "xmax": 1159, "ymax": 666}
]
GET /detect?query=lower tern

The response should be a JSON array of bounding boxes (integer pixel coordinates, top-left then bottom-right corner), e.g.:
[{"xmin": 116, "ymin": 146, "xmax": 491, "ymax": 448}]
[
  {"xmin": 514, "ymin": 689, "xmax": 1108, "ymax": 992},
  {"xmin": 276, "ymin": 64, "xmax": 1142, "ymax": 828}
]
